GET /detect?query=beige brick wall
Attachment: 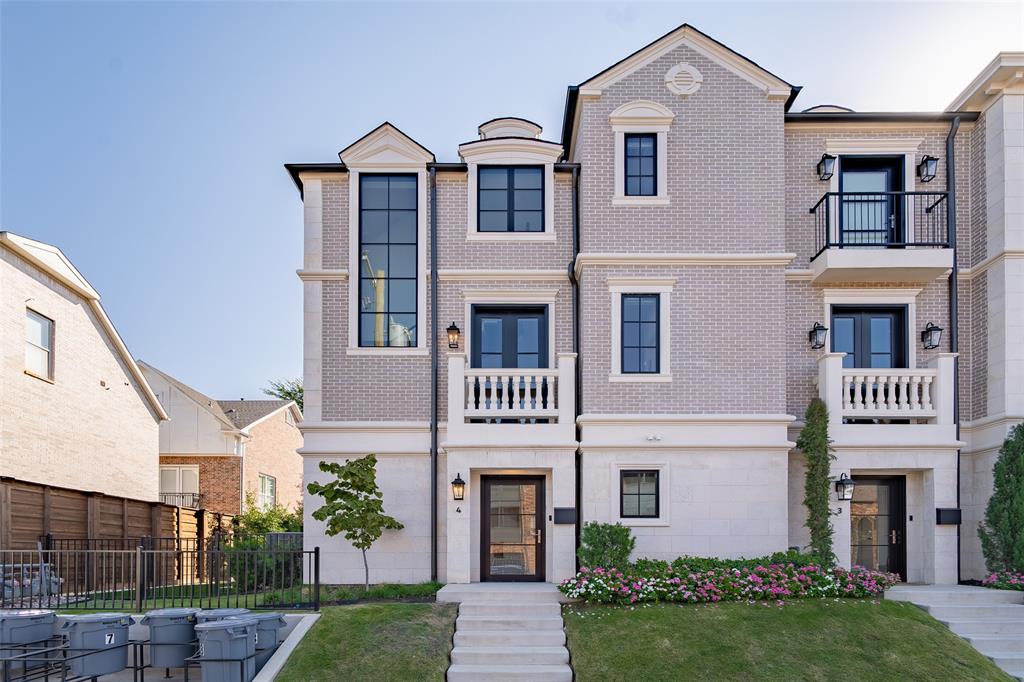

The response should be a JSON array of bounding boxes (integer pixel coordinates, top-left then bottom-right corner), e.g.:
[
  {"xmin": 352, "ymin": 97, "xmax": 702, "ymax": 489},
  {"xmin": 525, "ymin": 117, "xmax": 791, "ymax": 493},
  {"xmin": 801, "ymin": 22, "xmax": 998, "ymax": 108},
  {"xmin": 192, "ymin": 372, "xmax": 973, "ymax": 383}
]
[
  {"xmin": 1, "ymin": 248, "xmax": 160, "ymax": 500},
  {"xmin": 161, "ymin": 455, "xmax": 241, "ymax": 515},
  {"xmin": 242, "ymin": 408, "xmax": 303, "ymax": 511}
]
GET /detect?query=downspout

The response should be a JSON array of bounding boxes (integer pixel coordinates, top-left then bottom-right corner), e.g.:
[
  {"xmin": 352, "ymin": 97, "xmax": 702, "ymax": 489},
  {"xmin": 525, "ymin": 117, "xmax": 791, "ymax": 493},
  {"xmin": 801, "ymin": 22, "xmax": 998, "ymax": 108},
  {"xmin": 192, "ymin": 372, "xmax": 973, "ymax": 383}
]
[
  {"xmin": 946, "ymin": 116, "xmax": 961, "ymax": 583},
  {"xmin": 429, "ymin": 167, "xmax": 439, "ymax": 582},
  {"xmin": 569, "ymin": 165, "xmax": 582, "ymax": 568}
]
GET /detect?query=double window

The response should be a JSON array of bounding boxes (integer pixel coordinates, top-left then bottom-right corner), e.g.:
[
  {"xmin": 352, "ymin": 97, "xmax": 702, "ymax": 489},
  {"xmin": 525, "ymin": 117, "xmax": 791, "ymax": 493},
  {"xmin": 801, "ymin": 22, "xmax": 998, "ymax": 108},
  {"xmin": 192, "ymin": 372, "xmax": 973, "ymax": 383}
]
[
  {"xmin": 624, "ymin": 133, "xmax": 657, "ymax": 197},
  {"xmin": 359, "ymin": 174, "xmax": 418, "ymax": 347},
  {"xmin": 258, "ymin": 474, "xmax": 277, "ymax": 510},
  {"xmin": 25, "ymin": 309, "xmax": 54, "ymax": 380},
  {"xmin": 478, "ymin": 166, "xmax": 544, "ymax": 232},
  {"xmin": 620, "ymin": 470, "xmax": 659, "ymax": 518},
  {"xmin": 621, "ymin": 294, "xmax": 660, "ymax": 374}
]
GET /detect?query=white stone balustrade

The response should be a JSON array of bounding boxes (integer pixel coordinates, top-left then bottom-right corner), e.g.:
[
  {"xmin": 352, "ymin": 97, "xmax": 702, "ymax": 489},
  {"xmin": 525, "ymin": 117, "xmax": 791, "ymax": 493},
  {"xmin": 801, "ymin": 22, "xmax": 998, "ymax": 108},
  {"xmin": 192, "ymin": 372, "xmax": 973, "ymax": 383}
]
[
  {"xmin": 818, "ymin": 352, "xmax": 957, "ymax": 426},
  {"xmin": 446, "ymin": 352, "xmax": 577, "ymax": 447}
]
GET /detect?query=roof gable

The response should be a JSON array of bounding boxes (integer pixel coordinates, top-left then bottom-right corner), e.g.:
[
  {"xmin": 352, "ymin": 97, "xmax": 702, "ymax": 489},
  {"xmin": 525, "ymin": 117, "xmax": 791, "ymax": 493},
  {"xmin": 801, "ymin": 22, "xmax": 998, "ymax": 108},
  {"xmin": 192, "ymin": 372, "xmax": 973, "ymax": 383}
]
[
  {"xmin": 577, "ymin": 24, "xmax": 793, "ymax": 99},
  {"xmin": 2, "ymin": 232, "xmax": 167, "ymax": 421},
  {"xmin": 339, "ymin": 122, "xmax": 435, "ymax": 169},
  {"xmin": 138, "ymin": 361, "xmax": 235, "ymax": 430},
  {"xmin": 216, "ymin": 399, "xmax": 300, "ymax": 430}
]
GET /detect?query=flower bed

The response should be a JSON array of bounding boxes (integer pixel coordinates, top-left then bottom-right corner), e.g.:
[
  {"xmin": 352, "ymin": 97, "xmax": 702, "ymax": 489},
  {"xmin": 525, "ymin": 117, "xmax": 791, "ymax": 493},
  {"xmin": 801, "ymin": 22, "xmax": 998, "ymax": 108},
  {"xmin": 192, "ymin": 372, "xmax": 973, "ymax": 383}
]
[
  {"xmin": 559, "ymin": 561, "xmax": 899, "ymax": 605},
  {"xmin": 982, "ymin": 571, "xmax": 1024, "ymax": 590}
]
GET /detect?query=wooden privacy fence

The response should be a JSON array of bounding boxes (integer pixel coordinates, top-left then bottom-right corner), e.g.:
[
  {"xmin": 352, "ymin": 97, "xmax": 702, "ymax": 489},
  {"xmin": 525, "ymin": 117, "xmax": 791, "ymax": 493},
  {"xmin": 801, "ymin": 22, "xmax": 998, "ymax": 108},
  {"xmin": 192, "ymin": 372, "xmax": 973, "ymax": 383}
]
[{"xmin": 0, "ymin": 477, "xmax": 233, "ymax": 552}]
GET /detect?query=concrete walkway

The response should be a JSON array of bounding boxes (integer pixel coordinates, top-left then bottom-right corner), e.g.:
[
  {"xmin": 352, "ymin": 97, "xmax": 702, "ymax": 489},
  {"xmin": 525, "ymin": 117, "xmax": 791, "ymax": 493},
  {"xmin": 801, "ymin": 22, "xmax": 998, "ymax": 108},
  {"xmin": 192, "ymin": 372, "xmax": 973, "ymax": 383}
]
[
  {"xmin": 887, "ymin": 584, "xmax": 1024, "ymax": 680},
  {"xmin": 437, "ymin": 583, "xmax": 572, "ymax": 681}
]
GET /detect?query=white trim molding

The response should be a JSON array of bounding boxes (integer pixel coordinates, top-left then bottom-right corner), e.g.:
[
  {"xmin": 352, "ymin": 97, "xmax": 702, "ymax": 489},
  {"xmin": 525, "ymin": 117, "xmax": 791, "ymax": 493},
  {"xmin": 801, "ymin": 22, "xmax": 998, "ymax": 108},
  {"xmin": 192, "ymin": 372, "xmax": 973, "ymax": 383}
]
[
  {"xmin": 461, "ymin": 289, "xmax": 559, "ymax": 365},
  {"xmin": 608, "ymin": 278, "xmax": 674, "ymax": 382},
  {"xmin": 575, "ymin": 252, "xmax": 795, "ymax": 277},
  {"xmin": 821, "ymin": 287, "xmax": 921, "ymax": 368},
  {"xmin": 437, "ymin": 269, "xmax": 569, "ymax": 283},
  {"xmin": 458, "ymin": 138, "xmax": 562, "ymax": 241},
  {"xmin": 296, "ymin": 269, "xmax": 348, "ymax": 282},
  {"xmin": 610, "ymin": 100, "xmax": 674, "ymax": 206}
]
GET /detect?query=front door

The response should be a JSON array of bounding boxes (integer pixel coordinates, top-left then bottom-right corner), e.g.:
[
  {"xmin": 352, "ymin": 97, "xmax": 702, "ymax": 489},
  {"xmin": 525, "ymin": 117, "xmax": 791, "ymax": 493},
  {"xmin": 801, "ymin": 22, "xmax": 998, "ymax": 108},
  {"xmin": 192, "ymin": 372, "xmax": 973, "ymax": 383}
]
[
  {"xmin": 839, "ymin": 156, "xmax": 904, "ymax": 246},
  {"xmin": 481, "ymin": 476, "xmax": 545, "ymax": 582},
  {"xmin": 851, "ymin": 476, "xmax": 907, "ymax": 580}
]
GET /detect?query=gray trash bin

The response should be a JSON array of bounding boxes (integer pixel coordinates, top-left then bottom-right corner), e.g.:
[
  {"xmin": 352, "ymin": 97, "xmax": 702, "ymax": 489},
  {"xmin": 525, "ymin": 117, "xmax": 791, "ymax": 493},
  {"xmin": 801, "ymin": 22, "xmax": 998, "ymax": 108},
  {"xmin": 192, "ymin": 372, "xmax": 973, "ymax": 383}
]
[
  {"xmin": 196, "ymin": 608, "xmax": 251, "ymax": 623},
  {"xmin": 140, "ymin": 607, "xmax": 201, "ymax": 667},
  {"xmin": 0, "ymin": 609, "xmax": 56, "ymax": 674},
  {"xmin": 59, "ymin": 613, "xmax": 131, "ymax": 678},
  {"xmin": 228, "ymin": 612, "xmax": 285, "ymax": 669},
  {"xmin": 195, "ymin": 617, "xmax": 257, "ymax": 682}
]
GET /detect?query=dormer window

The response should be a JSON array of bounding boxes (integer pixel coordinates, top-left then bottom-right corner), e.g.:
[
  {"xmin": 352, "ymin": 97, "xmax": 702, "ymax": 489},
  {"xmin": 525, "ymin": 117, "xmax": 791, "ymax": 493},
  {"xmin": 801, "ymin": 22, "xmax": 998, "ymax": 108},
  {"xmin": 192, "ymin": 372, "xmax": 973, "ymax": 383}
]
[{"xmin": 478, "ymin": 166, "xmax": 544, "ymax": 232}]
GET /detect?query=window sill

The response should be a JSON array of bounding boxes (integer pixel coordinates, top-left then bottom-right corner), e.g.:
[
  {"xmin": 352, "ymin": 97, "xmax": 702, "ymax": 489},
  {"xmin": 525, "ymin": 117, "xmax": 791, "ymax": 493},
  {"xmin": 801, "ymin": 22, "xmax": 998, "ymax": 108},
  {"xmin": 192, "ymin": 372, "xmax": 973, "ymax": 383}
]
[
  {"xmin": 466, "ymin": 231, "xmax": 556, "ymax": 242},
  {"xmin": 24, "ymin": 370, "xmax": 54, "ymax": 384},
  {"xmin": 612, "ymin": 196, "xmax": 670, "ymax": 207},
  {"xmin": 616, "ymin": 517, "xmax": 671, "ymax": 527},
  {"xmin": 609, "ymin": 373, "xmax": 672, "ymax": 383},
  {"xmin": 347, "ymin": 347, "xmax": 430, "ymax": 357}
]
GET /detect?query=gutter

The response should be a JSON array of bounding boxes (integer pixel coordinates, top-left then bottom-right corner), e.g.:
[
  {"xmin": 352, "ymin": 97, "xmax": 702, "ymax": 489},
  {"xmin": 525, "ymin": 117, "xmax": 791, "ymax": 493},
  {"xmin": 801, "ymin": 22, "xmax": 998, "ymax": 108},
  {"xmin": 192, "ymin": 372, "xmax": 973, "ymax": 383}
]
[
  {"xmin": 946, "ymin": 116, "xmax": 962, "ymax": 583},
  {"xmin": 569, "ymin": 165, "xmax": 583, "ymax": 568},
  {"xmin": 429, "ymin": 167, "xmax": 439, "ymax": 582}
]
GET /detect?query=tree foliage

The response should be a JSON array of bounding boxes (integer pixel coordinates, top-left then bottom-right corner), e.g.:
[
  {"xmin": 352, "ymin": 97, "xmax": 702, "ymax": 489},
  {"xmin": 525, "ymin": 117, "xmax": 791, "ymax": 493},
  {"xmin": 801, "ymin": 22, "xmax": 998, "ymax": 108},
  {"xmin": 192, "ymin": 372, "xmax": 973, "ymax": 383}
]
[
  {"xmin": 306, "ymin": 455, "xmax": 404, "ymax": 590},
  {"xmin": 234, "ymin": 492, "xmax": 302, "ymax": 536},
  {"xmin": 263, "ymin": 378, "xmax": 303, "ymax": 412},
  {"xmin": 979, "ymin": 423, "xmax": 1024, "ymax": 573},
  {"xmin": 798, "ymin": 398, "xmax": 836, "ymax": 566}
]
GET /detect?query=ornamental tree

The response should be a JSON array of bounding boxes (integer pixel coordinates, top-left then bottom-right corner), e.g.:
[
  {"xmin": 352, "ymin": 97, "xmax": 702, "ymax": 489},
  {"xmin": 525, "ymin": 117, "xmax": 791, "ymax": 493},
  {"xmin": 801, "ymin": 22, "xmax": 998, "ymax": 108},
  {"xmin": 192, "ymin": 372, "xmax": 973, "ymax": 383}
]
[
  {"xmin": 979, "ymin": 423, "xmax": 1024, "ymax": 573},
  {"xmin": 798, "ymin": 397, "xmax": 836, "ymax": 566},
  {"xmin": 307, "ymin": 454, "xmax": 404, "ymax": 591}
]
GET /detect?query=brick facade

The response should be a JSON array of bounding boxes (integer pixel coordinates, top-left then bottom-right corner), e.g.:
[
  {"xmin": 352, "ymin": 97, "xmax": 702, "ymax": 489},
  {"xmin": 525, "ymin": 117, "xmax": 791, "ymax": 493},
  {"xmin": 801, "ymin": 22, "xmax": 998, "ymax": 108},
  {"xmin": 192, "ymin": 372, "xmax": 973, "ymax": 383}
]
[
  {"xmin": 242, "ymin": 408, "xmax": 303, "ymax": 510},
  {"xmin": 160, "ymin": 455, "xmax": 241, "ymax": 515}
]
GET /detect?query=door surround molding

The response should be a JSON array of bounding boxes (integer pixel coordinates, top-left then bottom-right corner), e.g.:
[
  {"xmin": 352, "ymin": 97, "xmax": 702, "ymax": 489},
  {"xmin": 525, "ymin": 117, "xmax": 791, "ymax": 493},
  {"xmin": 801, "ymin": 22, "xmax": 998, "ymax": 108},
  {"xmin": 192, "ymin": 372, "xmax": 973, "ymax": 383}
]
[
  {"xmin": 480, "ymin": 475, "xmax": 546, "ymax": 582},
  {"xmin": 462, "ymin": 290, "xmax": 558, "ymax": 366},
  {"xmin": 822, "ymin": 288, "xmax": 920, "ymax": 368}
]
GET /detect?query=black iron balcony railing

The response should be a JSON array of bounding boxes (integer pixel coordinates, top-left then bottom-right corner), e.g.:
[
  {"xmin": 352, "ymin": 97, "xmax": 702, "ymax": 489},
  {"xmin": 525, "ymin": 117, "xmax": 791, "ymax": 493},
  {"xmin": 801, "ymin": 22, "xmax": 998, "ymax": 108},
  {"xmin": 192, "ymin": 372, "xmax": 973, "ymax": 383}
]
[
  {"xmin": 159, "ymin": 492, "xmax": 201, "ymax": 508},
  {"xmin": 809, "ymin": 191, "xmax": 949, "ymax": 260}
]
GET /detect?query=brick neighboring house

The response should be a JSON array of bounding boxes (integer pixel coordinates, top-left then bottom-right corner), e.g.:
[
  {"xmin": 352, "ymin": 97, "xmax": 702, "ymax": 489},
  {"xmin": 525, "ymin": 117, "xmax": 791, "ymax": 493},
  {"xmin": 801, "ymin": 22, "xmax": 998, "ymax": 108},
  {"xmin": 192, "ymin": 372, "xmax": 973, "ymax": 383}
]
[
  {"xmin": 0, "ymin": 232, "xmax": 167, "ymax": 501},
  {"xmin": 287, "ymin": 23, "xmax": 1023, "ymax": 586},
  {"xmin": 139, "ymin": 362, "xmax": 303, "ymax": 515}
]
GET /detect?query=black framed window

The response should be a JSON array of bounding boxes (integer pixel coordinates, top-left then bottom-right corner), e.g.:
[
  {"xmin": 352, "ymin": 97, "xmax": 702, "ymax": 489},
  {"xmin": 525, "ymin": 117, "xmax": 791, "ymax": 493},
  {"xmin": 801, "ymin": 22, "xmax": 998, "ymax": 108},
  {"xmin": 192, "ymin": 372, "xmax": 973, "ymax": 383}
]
[
  {"xmin": 624, "ymin": 133, "xmax": 656, "ymax": 196},
  {"xmin": 478, "ymin": 166, "xmax": 544, "ymax": 232},
  {"xmin": 621, "ymin": 470, "xmax": 659, "ymax": 518},
  {"xmin": 359, "ymin": 174, "xmax": 418, "ymax": 347},
  {"xmin": 621, "ymin": 293, "xmax": 659, "ymax": 374}
]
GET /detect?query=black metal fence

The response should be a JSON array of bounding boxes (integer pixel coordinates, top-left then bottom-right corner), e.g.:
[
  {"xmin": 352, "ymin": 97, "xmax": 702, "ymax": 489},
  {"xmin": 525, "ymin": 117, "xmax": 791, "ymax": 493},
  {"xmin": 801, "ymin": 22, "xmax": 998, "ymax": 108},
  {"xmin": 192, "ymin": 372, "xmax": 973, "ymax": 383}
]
[
  {"xmin": 1, "ymin": 545, "xmax": 320, "ymax": 611},
  {"xmin": 810, "ymin": 191, "xmax": 949, "ymax": 259}
]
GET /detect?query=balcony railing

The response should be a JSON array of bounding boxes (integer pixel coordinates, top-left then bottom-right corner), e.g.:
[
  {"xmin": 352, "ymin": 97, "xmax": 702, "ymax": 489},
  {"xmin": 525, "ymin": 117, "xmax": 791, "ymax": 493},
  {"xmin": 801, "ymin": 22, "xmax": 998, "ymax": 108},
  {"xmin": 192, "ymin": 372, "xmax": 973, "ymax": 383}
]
[
  {"xmin": 809, "ymin": 191, "xmax": 949, "ymax": 260},
  {"xmin": 818, "ymin": 352, "xmax": 956, "ymax": 427},
  {"xmin": 159, "ymin": 492, "xmax": 201, "ymax": 508},
  {"xmin": 446, "ymin": 352, "xmax": 576, "ymax": 446}
]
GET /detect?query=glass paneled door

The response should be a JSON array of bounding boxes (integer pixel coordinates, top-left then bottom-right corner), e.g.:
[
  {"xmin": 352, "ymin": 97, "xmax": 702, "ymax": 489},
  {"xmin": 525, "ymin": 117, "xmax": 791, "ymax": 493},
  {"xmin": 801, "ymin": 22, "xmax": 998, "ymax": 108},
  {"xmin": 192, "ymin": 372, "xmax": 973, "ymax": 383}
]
[
  {"xmin": 838, "ymin": 156, "xmax": 904, "ymax": 246},
  {"xmin": 481, "ymin": 476, "xmax": 545, "ymax": 582},
  {"xmin": 471, "ymin": 306, "xmax": 548, "ymax": 369},
  {"xmin": 831, "ymin": 306, "xmax": 907, "ymax": 370},
  {"xmin": 851, "ymin": 476, "xmax": 906, "ymax": 581}
]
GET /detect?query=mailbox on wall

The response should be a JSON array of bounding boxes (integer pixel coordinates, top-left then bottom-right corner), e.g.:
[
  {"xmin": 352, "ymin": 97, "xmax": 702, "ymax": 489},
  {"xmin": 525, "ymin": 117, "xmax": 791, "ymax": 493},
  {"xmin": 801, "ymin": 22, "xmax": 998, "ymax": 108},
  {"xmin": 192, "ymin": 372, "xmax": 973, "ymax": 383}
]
[
  {"xmin": 553, "ymin": 508, "xmax": 577, "ymax": 525},
  {"xmin": 936, "ymin": 508, "xmax": 962, "ymax": 525}
]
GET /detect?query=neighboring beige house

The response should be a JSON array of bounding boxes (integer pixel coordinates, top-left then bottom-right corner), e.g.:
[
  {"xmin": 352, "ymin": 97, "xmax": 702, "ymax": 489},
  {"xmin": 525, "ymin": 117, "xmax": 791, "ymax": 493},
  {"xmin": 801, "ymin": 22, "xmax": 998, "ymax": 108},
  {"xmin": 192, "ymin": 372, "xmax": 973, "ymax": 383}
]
[
  {"xmin": 0, "ymin": 232, "xmax": 167, "ymax": 501},
  {"xmin": 288, "ymin": 24, "xmax": 1023, "ymax": 587},
  {"xmin": 139, "ymin": 362, "xmax": 303, "ymax": 515}
]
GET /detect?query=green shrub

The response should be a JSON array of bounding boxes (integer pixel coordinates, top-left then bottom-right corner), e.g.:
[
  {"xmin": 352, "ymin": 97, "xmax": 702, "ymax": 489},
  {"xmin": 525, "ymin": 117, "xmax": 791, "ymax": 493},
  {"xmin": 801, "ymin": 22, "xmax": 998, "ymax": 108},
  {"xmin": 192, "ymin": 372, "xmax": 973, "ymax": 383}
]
[
  {"xmin": 798, "ymin": 397, "xmax": 836, "ymax": 566},
  {"xmin": 979, "ymin": 423, "xmax": 1024, "ymax": 573},
  {"xmin": 670, "ymin": 550, "xmax": 822, "ymax": 574},
  {"xmin": 633, "ymin": 558, "xmax": 670, "ymax": 577},
  {"xmin": 577, "ymin": 522, "xmax": 635, "ymax": 569}
]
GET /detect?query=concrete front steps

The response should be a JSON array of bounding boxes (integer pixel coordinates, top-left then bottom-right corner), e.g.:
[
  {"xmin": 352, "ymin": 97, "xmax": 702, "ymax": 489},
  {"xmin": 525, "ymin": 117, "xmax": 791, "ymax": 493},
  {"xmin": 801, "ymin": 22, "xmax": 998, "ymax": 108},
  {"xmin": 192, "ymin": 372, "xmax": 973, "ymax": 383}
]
[
  {"xmin": 887, "ymin": 584, "xmax": 1024, "ymax": 680},
  {"xmin": 437, "ymin": 583, "xmax": 572, "ymax": 682}
]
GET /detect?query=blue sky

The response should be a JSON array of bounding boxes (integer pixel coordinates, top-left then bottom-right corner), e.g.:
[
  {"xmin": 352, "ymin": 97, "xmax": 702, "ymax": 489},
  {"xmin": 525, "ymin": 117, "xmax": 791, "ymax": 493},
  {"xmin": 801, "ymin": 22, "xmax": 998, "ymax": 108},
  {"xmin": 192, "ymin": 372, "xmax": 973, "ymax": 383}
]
[{"xmin": 2, "ymin": 1, "xmax": 1021, "ymax": 400}]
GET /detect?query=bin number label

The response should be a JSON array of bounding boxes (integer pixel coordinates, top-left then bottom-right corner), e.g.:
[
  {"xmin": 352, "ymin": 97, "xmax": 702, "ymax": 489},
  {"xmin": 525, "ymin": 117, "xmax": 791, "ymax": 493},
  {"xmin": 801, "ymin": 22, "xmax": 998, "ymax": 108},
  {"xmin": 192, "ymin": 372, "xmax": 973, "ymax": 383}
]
[
  {"xmin": 255, "ymin": 633, "xmax": 259, "ymax": 645},
  {"xmin": 104, "ymin": 633, "xmax": 114, "ymax": 645}
]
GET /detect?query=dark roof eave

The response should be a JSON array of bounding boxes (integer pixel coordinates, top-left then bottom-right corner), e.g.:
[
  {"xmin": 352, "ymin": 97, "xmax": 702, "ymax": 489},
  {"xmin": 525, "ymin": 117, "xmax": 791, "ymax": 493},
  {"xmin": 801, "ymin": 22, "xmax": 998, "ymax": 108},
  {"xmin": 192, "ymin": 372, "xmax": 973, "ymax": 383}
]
[
  {"xmin": 284, "ymin": 163, "xmax": 347, "ymax": 197},
  {"xmin": 785, "ymin": 111, "xmax": 980, "ymax": 124}
]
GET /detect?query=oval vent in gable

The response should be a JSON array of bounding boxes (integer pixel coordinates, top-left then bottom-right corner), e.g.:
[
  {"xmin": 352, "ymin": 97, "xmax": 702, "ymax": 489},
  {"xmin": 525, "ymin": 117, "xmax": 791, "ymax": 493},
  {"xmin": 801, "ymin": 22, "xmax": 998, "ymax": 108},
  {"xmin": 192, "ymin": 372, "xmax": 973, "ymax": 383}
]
[{"xmin": 664, "ymin": 63, "xmax": 703, "ymax": 97}]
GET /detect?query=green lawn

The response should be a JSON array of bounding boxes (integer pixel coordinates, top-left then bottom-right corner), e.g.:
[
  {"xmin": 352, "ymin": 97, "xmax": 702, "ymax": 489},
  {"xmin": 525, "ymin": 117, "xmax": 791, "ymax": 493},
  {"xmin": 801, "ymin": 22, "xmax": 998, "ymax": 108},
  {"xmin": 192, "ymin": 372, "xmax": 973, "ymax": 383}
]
[
  {"xmin": 564, "ymin": 599, "xmax": 1011, "ymax": 681},
  {"xmin": 276, "ymin": 603, "xmax": 456, "ymax": 682}
]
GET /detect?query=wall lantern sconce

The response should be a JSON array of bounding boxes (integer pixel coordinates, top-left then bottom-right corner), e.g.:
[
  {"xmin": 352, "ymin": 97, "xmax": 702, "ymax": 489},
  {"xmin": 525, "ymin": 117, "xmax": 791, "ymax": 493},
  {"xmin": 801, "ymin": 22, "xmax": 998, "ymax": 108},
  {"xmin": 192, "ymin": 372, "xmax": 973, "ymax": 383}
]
[
  {"xmin": 921, "ymin": 322, "xmax": 943, "ymax": 350},
  {"xmin": 817, "ymin": 154, "xmax": 837, "ymax": 181},
  {"xmin": 917, "ymin": 155, "xmax": 938, "ymax": 183},
  {"xmin": 447, "ymin": 323, "xmax": 461, "ymax": 349},
  {"xmin": 451, "ymin": 473, "xmax": 465, "ymax": 501},
  {"xmin": 835, "ymin": 473, "xmax": 856, "ymax": 502},
  {"xmin": 808, "ymin": 322, "xmax": 828, "ymax": 350}
]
